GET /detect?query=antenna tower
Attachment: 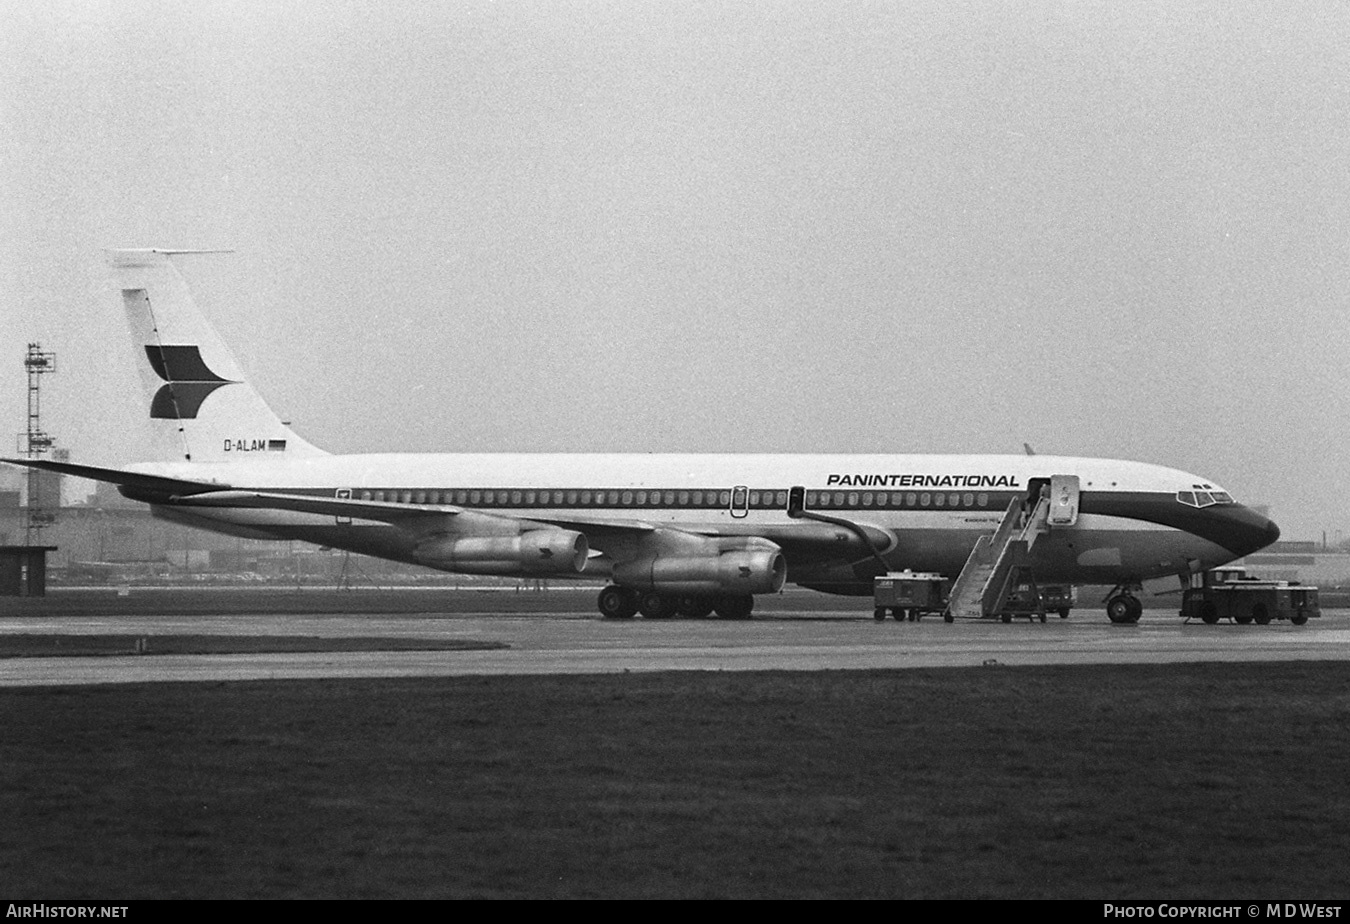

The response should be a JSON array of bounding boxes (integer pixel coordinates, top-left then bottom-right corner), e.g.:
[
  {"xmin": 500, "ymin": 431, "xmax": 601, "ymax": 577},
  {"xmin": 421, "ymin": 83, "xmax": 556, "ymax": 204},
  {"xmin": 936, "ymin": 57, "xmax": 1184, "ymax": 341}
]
[{"xmin": 20, "ymin": 343, "xmax": 56, "ymax": 545}]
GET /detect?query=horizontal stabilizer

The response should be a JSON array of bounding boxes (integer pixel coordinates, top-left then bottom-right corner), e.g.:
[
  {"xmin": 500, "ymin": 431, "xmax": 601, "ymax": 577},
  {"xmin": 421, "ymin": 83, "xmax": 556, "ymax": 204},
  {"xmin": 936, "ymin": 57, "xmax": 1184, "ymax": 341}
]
[{"xmin": 0, "ymin": 457, "xmax": 223, "ymax": 497}]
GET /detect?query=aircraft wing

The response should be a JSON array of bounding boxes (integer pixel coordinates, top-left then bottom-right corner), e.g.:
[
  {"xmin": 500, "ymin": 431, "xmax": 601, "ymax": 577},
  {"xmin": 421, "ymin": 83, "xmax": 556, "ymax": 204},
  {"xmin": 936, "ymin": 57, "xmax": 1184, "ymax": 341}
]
[
  {"xmin": 174, "ymin": 489, "xmax": 466, "ymax": 521},
  {"xmin": 175, "ymin": 492, "xmax": 876, "ymax": 562},
  {"xmin": 173, "ymin": 490, "xmax": 669, "ymax": 534}
]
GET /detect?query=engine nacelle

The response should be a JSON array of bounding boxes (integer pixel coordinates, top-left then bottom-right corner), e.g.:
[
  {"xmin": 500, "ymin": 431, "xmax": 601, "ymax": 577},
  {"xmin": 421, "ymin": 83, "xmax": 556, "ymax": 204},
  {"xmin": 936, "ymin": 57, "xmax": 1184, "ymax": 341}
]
[
  {"xmin": 613, "ymin": 549, "xmax": 787, "ymax": 595},
  {"xmin": 414, "ymin": 529, "xmax": 589, "ymax": 576}
]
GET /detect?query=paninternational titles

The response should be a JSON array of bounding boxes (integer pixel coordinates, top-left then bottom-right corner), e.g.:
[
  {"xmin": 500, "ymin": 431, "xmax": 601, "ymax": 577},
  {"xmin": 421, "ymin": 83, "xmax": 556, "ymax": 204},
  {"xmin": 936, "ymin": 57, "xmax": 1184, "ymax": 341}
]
[
  {"xmin": 6, "ymin": 907, "xmax": 128, "ymax": 918},
  {"xmin": 1104, "ymin": 906, "xmax": 1343, "ymax": 919}
]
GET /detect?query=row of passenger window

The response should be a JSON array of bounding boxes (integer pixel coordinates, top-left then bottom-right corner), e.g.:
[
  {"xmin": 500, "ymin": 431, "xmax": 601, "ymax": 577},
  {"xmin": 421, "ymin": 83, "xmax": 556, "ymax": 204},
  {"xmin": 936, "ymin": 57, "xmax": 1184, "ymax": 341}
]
[
  {"xmin": 354, "ymin": 487, "xmax": 995, "ymax": 510},
  {"xmin": 807, "ymin": 491, "xmax": 991, "ymax": 509},
  {"xmin": 360, "ymin": 488, "xmax": 742, "ymax": 507}
]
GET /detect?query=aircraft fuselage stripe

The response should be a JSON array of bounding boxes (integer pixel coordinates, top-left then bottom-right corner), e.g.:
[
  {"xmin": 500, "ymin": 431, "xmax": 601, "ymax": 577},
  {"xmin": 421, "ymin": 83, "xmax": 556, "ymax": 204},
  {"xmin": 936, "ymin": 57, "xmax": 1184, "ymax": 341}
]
[{"xmin": 303, "ymin": 487, "xmax": 1026, "ymax": 512}]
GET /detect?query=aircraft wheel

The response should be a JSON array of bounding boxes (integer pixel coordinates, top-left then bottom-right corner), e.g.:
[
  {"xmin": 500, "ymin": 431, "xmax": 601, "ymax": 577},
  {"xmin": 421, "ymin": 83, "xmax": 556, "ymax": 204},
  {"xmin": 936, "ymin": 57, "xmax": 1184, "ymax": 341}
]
[
  {"xmin": 1106, "ymin": 595, "xmax": 1134, "ymax": 624},
  {"xmin": 1126, "ymin": 596, "xmax": 1143, "ymax": 624},
  {"xmin": 873, "ymin": 607, "xmax": 887, "ymax": 621},
  {"xmin": 714, "ymin": 595, "xmax": 754, "ymax": 620},
  {"xmin": 598, "ymin": 585, "xmax": 638, "ymax": 619},
  {"xmin": 1253, "ymin": 604, "xmax": 1271, "ymax": 626},
  {"xmin": 676, "ymin": 596, "xmax": 715, "ymax": 618},
  {"xmin": 943, "ymin": 610, "xmax": 954, "ymax": 623},
  {"xmin": 1001, "ymin": 613, "xmax": 1012, "ymax": 624},
  {"xmin": 639, "ymin": 592, "xmax": 676, "ymax": 619},
  {"xmin": 1292, "ymin": 608, "xmax": 1309, "ymax": 626},
  {"xmin": 1199, "ymin": 601, "xmax": 1220, "ymax": 625}
]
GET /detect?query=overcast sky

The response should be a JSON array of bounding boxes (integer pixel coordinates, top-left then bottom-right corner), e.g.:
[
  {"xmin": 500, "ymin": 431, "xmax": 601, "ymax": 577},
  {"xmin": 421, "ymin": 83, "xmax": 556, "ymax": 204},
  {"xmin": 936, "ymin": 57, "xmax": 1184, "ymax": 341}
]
[{"xmin": 3, "ymin": 1, "xmax": 1348, "ymax": 540}]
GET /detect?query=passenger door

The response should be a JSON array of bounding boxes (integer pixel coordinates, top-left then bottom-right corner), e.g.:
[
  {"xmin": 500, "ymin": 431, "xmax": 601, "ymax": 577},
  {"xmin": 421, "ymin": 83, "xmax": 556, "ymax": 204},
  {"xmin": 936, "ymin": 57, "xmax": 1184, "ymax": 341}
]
[{"xmin": 1048, "ymin": 475, "xmax": 1080, "ymax": 527}]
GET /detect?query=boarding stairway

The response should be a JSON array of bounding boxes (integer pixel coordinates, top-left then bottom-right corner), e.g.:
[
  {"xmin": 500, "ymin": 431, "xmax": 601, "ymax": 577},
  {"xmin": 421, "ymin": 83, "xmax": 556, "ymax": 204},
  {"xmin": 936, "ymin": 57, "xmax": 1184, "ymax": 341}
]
[{"xmin": 945, "ymin": 493, "xmax": 1052, "ymax": 621}]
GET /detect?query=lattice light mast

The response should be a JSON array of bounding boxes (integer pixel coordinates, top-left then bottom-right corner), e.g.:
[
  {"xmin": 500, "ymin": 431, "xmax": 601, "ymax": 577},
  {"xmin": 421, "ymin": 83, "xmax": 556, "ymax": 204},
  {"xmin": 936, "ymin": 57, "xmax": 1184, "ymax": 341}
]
[{"xmin": 21, "ymin": 343, "xmax": 56, "ymax": 545}]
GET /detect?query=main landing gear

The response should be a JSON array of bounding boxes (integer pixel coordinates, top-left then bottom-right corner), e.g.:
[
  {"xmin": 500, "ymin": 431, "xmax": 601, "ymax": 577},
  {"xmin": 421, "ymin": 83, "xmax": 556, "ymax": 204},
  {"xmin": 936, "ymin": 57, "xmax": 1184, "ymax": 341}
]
[
  {"xmin": 597, "ymin": 585, "xmax": 754, "ymax": 620},
  {"xmin": 1105, "ymin": 591, "xmax": 1143, "ymax": 624}
]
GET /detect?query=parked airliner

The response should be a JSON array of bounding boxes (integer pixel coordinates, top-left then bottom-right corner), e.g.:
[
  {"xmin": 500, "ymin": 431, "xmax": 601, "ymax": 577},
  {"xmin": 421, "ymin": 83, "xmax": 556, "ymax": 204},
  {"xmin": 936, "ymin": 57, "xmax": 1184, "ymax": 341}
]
[{"xmin": 5, "ymin": 250, "xmax": 1279, "ymax": 621}]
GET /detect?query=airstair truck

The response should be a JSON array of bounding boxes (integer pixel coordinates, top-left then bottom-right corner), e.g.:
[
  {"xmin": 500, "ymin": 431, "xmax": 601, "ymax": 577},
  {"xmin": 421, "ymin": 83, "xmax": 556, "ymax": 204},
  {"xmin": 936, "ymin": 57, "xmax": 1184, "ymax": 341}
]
[{"xmin": 1180, "ymin": 567, "xmax": 1319, "ymax": 625}]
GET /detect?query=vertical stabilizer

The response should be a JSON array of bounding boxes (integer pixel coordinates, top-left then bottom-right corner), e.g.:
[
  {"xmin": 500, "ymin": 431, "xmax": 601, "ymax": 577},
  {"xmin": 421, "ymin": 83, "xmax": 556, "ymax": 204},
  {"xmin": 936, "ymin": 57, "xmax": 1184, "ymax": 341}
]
[{"xmin": 109, "ymin": 249, "xmax": 328, "ymax": 463}]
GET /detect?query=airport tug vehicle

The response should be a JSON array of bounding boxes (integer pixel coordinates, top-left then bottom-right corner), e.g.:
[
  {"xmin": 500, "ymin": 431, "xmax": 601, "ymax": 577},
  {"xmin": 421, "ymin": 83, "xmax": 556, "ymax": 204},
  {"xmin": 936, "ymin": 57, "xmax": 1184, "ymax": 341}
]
[
  {"xmin": 872, "ymin": 571, "xmax": 950, "ymax": 621},
  {"xmin": 1180, "ymin": 567, "xmax": 1319, "ymax": 625}
]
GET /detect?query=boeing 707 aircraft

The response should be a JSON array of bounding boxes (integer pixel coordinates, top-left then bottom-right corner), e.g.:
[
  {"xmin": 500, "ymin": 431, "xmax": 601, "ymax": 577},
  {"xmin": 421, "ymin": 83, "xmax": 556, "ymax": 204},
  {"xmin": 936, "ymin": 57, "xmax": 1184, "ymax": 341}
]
[{"xmin": 5, "ymin": 250, "xmax": 1280, "ymax": 622}]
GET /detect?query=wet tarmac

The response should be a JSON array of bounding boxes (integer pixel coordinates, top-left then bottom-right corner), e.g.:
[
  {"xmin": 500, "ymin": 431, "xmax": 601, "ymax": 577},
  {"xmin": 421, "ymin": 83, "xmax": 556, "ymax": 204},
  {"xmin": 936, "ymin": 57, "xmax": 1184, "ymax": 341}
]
[{"xmin": 2, "ymin": 589, "xmax": 1346, "ymax": 686}]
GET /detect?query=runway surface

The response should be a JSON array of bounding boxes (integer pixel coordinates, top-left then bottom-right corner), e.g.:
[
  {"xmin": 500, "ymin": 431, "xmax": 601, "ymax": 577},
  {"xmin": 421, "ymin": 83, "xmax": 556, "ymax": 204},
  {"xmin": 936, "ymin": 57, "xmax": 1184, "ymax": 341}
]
[{"xmin": 3, "ymin": 599, "xmax": 1348, "ymax": 686}]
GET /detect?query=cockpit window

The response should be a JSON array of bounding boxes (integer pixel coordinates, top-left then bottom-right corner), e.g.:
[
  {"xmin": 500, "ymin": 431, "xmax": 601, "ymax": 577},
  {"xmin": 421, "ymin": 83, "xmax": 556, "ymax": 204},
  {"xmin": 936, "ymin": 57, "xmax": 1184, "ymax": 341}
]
[{"xmin": 1176, "ymin": 489, "xmax": 1236, "ymax": 508}]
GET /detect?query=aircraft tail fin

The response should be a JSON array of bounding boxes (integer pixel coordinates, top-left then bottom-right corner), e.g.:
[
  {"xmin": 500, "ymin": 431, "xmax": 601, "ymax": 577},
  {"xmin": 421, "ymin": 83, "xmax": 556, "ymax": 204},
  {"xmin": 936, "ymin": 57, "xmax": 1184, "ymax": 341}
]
[{"xmin": 109, "ymin": 249, "xmax": 328, "ymax": 463}]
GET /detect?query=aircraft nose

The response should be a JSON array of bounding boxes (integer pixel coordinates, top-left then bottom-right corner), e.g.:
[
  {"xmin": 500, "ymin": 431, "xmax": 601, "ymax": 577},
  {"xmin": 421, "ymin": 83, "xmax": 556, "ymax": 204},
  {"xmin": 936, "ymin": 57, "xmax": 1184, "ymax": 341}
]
[{"xmin": 1218, "ymin": 506, "xmax": 1281, "ymax": 558}]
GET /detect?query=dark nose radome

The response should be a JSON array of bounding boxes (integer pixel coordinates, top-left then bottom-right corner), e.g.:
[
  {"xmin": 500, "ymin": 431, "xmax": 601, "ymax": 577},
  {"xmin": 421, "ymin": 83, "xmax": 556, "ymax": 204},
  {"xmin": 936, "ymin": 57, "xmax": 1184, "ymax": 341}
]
[{"xmin": 1221, "ymin": 507, "xmax": 1280, "ymax": 558}]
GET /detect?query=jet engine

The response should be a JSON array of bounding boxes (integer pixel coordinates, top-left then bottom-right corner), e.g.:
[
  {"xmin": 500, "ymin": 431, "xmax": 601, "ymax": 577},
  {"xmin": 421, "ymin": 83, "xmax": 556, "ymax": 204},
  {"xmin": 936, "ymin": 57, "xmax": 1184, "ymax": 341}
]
[
  {"xmin": 414, "ymin": 528, "xmax": 589, "ymax": 576},
  {"xmin": 612, "ymin": 548, "xmax": 786, "ymax": 595}
]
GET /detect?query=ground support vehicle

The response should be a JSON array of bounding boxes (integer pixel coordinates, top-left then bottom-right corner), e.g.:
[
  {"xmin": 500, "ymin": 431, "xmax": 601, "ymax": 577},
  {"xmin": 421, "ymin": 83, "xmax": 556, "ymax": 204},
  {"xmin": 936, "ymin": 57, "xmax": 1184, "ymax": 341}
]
[
  {"xmin": 1180, "ymin": 567, "xmax": 1319, "ymax": 625},
  {"xmin": 997, "ymin": 567, "xmax": 1048, "ymax": 623},
  {"xmin": 1040, "ymin": 584, "xmax": 1076, "ymax": 618},
  {"xmin": 873, "ymin": 572, "xmax": 950, "ymax": 621}
]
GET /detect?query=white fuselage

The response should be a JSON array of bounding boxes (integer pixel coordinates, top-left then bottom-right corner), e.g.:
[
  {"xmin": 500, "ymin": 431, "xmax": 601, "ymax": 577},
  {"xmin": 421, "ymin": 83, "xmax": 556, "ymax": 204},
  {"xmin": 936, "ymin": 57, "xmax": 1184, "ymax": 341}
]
[{"xmin": 133, "ymin": 451, "xmax": 1277, "ymax": 594}]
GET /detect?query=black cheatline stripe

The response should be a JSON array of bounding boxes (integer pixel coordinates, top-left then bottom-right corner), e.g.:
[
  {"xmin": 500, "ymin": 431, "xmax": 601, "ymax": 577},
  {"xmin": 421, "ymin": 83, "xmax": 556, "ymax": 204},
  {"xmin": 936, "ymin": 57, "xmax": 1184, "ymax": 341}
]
[{"xmin": 269, "ymin": 487, "xmax": 1026, "ymax": 512}]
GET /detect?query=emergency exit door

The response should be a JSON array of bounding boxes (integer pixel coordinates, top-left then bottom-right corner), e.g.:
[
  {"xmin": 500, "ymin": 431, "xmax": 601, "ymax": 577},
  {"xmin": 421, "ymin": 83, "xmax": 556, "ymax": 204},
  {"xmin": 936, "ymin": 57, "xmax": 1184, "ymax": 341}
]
[
  {"xmin": 335, "ymin": 488, "xmax": 352, "ymax": 525},
  {"xmin": 730, "ymin": 485, "xmax": 749, "ymax": 518}
]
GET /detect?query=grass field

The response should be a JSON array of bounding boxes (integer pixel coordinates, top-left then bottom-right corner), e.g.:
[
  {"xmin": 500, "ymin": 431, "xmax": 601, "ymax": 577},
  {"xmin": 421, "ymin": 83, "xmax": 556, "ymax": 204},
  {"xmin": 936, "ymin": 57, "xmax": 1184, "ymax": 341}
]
[{"xmin": 2, "ymin": 662, "xmax": 1348, "ymax": 899}]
